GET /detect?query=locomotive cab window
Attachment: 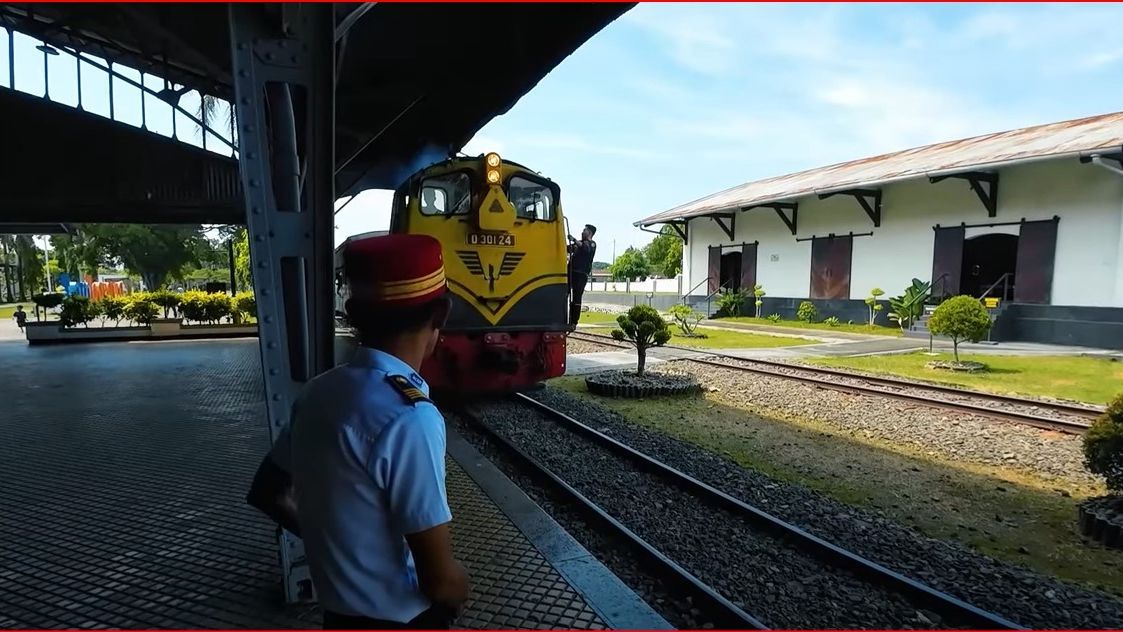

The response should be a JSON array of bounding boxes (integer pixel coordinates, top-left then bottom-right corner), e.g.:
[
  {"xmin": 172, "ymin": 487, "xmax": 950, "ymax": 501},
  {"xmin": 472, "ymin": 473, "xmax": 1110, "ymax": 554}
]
[
  {"xmin": 419, "ymin": 172, "xmax": 471, "ymax": 216},
  {"xmin": 508, "ymin": 176, "xmax": 556, "ymax": 221}
]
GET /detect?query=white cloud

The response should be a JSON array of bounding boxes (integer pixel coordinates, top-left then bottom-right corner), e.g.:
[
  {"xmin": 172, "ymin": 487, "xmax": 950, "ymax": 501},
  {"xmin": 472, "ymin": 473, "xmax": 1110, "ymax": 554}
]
[{"xmin": 623, "ymin": 5, "xmax": 739, "ymax": 76}]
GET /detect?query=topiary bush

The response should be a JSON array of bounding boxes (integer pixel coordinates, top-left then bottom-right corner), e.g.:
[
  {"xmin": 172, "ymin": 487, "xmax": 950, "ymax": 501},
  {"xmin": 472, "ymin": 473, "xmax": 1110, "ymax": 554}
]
[
  {"xmin": 31, "ymin": 292, "xmax": 64, "ymax": 321},
  {"xmin": 1084, "ymin": 394, "xmax": 1123, "ymax": 493},
  {"xmin": 865, "ymin": 287, "xmax": 885, "ymax": 326},
  {"xmin": 668, "ymin": 303, "xmax": 704, "ymax": 337},
  {"xmin": 125, "ymin": 293, "xmax": 160, "ymax": 326},
  {"xmin": 752, "ymin": 284, "xmax": 765, "ymax": 318},
  {"xmin": 611, "ymin": 304, "xmax": 672, "ymax": 376},
  {"xmin": 927, "ymin": 295, "xmax": 991, "ymax": 362},
  {"xmin": 797, "ymin": 300, "xmax": 818, "ymax": 323},
  {"xmin": 150, "ymin": 289, "xmax": 182, "ymax": 319}
]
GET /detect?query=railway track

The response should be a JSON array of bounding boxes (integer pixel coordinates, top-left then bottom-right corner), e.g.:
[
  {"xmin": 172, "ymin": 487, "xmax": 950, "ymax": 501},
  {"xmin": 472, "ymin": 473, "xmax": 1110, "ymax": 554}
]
[
  {"xmin": 459, "ymin": 394, "xmax": 1025, "ymax": 630},
  {"xmin": 569, "ymin": 330, "xmax": 1099, "ymax": 434}
]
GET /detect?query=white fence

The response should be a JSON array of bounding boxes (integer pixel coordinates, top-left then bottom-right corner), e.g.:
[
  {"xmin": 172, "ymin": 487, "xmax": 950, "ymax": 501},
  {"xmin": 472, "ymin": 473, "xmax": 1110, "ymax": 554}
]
[{"xmin": 587, "ymin": 275, "xmax": 682, "ymax": 294}]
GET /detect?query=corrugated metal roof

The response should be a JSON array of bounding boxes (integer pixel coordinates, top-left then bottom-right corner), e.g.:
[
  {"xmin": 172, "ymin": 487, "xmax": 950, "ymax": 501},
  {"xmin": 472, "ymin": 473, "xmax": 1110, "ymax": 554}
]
[{"xmin": 636, "ymin": 111, "xmax": 1123, "ymax": 227}]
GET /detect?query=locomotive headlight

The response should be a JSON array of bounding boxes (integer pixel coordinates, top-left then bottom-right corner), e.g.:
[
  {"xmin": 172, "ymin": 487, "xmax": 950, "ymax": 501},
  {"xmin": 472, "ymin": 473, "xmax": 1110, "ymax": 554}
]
[{"xmin": 485, "ymin": 152, "xmax": 502, "ymax": 185}]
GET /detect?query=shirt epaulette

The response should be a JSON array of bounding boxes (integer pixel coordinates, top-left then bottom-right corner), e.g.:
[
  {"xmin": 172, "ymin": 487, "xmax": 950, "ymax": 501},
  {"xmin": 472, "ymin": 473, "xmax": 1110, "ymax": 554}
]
[{"xmin": 386, "ymin": 374, "xmax": 430, "ymax": 405}]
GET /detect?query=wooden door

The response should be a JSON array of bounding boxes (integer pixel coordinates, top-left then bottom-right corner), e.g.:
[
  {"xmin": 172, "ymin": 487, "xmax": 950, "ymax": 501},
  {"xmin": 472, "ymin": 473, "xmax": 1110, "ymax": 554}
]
[
  {"xmin": 1014, "ymin": 219, "xmax": 1058, "ymax": 304},
  {"xmin": 810, "ymin": 236, "xmax": 852, "ymax": 299},
  {"xmin": 707, "ymin": 246, "xmax": 720, "ymax": 294},
  {"xmin": 740, "ymin": 242, "xmax": 758, "ymax": 292},
  {"xmin": 931, "ymin": 226, "xmax": 965, "ymax": 299}
]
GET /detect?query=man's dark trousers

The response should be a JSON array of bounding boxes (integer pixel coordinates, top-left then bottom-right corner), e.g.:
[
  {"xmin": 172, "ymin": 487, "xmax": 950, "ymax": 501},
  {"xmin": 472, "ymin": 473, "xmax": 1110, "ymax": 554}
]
[{"xmin": 569, "ymin": 271, "xmax": 588, "ymax": 328}]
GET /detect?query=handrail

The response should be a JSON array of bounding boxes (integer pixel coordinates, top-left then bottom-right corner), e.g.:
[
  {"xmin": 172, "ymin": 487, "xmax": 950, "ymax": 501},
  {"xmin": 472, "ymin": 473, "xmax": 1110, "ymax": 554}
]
[
  {"xmin": 977, "ymin": 272, "xmax": 1014, "ymax": 302},
  {"xmin": 682, "ymin": 277, "xmax": 712, "ymax": 304}
]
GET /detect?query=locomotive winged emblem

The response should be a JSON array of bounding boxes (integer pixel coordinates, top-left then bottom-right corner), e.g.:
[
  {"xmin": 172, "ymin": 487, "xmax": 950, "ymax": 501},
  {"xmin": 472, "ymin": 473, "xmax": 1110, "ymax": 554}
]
[{"xmin": 457, "ymin": 251, "xmax": 525, "ymax": 292}]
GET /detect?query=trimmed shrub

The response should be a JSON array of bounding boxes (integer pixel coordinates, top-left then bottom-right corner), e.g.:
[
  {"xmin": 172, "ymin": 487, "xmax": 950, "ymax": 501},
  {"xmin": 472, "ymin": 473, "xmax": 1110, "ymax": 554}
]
[
  {"xmin": 125, "ymin": 293, "xmax": 160, "ymax": 325},
  {"xmin": 865, "ymin": 287, "xmax": 885, "ymax": 326},
  {"xmin": 234, "ymin": 292, "xmax": 257, "ymax": 321},
  {"xmin": 178, "ymin": 290, "xmax": 209, "ymax": 323},
  {"xmin": 99, "ymin": 296, "xmax": 128, "ymax": 326},
  {"xmin": 203, "ymin": 293, "xmax": 233, "ymax": 324},
  {"xmin": 1084, "ymin": 394, "xmax": 1123, "ymax": 493},
  {"xmin": 611, "ymin": 304, "xmax": 672, "ymax": 376},
  {"xmin": 150, "ymin": 289, "xmax": 182, "ymax": 319},
  {"xmin": 927, "ymin": 295, "xmax": 991, "ymax": 362},
  {"xmin": 59, "ymin": 295, "xmax": 97, "ymax": 328},
  {"xmin": 797, "ymin": 300, "xmax": 818, "ymax": 323}
]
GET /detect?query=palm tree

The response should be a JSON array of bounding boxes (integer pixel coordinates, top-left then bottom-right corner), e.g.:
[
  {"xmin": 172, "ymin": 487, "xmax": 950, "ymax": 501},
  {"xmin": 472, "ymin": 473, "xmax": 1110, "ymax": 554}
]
[{"xmin": 197, "ymin": 94, "xmax": 234, "ymax": 146}]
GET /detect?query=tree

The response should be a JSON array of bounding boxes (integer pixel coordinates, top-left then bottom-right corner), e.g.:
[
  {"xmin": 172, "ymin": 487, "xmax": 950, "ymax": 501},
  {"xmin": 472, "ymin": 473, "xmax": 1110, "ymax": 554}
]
[
  {"xmin": 50, "ymin": 231, "xmax": 103, "ymax": 280},
  {"xmin": 0, "ymin": 236, "xmax": 15, "ymax": 302},
  {"xmin": 608, "ymin": 247, "xmax": 650, "ymax": 281},
  {"xmin": 81, "ymin": 224, "xmax": 206, "ymax": 291},
  {"xmin": 13, "ymin": 235, "xmax": 45, "ymax": 299},
  {"xmin": 642, "ymin": 226, "xmax": 683, "ymax": 278},
  {"xmin": 1084, "ymin": 394, "xmax": 1123, "ymax": 492},
  {"xmin": 927, "ymin": 295, "xmax": 992, "ymax": 362},
  {"xmin": 233, "ymin": 227, "xmax": 252, "ymax": 291},
  {"xmin": 611, "ymin": 305, "xmax": 671, "ymax": 376}
]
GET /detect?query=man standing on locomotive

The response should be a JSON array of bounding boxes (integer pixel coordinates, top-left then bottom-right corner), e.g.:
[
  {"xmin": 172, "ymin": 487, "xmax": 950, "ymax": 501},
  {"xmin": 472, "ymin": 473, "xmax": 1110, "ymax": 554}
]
[
  {"xmin": 245, "ymin": 233, "xmax": 470, "ymax": 630},
  {"xmin": 567, "ymin": 223, "xmax": 597, "ymax": 330}
]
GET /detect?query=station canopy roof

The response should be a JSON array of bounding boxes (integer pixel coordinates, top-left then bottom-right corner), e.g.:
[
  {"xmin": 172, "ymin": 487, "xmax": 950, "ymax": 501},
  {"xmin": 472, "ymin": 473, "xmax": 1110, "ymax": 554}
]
[
  {"xmin": 637, "ymin": 110, "xmax": 1123, "ymax": 227},
  {"xmin": 1, "ymin": 3, "xmax": 632, "ymax": 196}
]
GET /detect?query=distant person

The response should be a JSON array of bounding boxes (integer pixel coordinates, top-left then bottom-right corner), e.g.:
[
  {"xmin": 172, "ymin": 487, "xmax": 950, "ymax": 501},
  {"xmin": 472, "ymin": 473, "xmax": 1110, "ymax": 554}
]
[
  {"xmin": 566, "ymin": 224, "xmax": 597, "ymax": 330},
  {"xmin": 12, "ymin": 305, "xmax": 27, "ymax": 332},
  {"xmin": 420, "ymin": 188, "xmax": 442, "ymax": 215}
]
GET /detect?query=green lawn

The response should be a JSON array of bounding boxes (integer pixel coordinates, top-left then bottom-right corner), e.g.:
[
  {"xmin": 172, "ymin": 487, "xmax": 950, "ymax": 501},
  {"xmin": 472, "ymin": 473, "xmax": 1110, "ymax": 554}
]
[
  {"xmin": 579, "ymin": 311, "xmax": 810, "ymax": 349},
  {"xmin": 809, "ymin": 352, "xmax": 1123, "ymax": 405},
  {"xmin": 718, "ymin": 316, "xmax": 903, "ymax": 337},
  {"xmin": 579, "ymin": 311, "xmax": 622, "ymax": 325}
]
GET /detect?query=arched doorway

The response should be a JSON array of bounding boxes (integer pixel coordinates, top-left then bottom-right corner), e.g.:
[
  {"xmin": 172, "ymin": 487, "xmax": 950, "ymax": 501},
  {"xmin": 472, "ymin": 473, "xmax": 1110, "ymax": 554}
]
[
  {"xmin": 719, "ymin": 250, "xmax": 742, "ymax": 292},
  {"xmin": 961, "ymin": 233, "xmax": 1018, "ymax": 299}
]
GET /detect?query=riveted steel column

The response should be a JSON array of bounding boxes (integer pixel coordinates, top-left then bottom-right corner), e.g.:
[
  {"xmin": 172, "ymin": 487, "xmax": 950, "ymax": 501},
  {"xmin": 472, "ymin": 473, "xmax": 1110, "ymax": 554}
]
[{"xmin": 229, "ymin": 3, "xmax": 335, "ymax": 605}]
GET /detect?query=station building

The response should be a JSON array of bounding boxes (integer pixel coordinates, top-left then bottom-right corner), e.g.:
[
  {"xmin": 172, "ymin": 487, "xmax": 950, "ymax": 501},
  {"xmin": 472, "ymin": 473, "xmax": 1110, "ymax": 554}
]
[{"xmin": 636, "ymin": 112, "xmax": 1123, "ymax": 349}]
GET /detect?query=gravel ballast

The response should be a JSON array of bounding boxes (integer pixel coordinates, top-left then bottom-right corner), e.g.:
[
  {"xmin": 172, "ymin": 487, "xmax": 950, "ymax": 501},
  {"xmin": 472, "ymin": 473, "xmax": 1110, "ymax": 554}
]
[
  {"xmin": 515, "ymin": 387, "xmax": 1123, "ymax": 629},
  {"xmin": 457, "ymin": 399, "xmax": 972, "ymax": 629},
  {"xmin": 658, "ymin": 359, "xmax": 1095, "ymax": 488}
]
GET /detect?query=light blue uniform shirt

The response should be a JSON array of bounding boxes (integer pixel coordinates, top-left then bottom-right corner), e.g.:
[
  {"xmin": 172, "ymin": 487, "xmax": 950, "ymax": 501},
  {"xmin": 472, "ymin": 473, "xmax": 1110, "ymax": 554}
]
[{"xmin": 268, "ymin": 347, "xmax": 452, "ymax": 622}]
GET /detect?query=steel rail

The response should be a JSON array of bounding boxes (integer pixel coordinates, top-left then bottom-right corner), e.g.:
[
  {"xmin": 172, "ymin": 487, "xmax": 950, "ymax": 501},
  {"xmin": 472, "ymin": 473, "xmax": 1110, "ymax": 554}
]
[
  {"xmin": 511, "ymin": 393, "xmax": 1026, "ymax": 630},
  {"xmin": 569, "ymin": 330, "xmax": 1096, "ymax": 434},
  {"xmin": 457, "ymin": 404, "xmax": 767, "ymax": 630}
]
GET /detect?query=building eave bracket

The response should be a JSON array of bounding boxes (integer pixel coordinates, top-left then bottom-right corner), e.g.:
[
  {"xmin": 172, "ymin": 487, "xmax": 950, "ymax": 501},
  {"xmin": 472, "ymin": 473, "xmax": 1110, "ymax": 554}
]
[
  {"xmin": 928, "ymin": 171, "xmax": 999, "ymax": 217},
  {"xmin": 667, "ymin": 220, "xmax": 688, "ymax": 242},
  {"xmin": 708, "ymin": 213, "xmax": 736, "ymax": 241},
  {"xmin": 817, "ymin": 189, "xmax": 881, "ymax": 227},
  {"xmin": 742, "ymin": 202, "xmax": 798, "ymax": 235}
]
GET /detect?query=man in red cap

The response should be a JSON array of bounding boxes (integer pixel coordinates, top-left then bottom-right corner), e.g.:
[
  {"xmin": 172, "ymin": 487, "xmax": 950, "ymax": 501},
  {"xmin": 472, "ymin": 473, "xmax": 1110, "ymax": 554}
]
[{"xmin": 246, "ymin": 233, "xmax": 470, "ymax": 630}]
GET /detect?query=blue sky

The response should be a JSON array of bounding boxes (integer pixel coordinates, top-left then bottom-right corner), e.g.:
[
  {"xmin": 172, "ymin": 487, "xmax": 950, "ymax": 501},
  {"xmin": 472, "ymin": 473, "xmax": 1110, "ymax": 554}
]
[{"xmin": 6, "ymin": 4, "xmax": 1123, "ymax": 256}]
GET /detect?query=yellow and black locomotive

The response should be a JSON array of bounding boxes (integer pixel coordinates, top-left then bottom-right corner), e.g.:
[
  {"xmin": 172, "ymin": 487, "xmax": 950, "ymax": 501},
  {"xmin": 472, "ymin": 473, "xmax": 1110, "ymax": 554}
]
[{"xmin": 339, "ymin": 152, "xmax": 570, "ymax": 393}]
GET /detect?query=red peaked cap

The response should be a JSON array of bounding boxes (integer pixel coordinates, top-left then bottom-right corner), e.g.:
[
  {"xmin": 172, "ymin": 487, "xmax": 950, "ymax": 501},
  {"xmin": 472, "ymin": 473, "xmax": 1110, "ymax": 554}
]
[{"xmin": 343, "ymin": 234, "xmax": 447, "ymax": 307}]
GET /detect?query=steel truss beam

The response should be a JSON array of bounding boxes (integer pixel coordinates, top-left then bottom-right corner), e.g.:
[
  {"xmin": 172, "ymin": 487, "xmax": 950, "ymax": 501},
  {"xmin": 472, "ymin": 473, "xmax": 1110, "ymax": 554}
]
[
  {"xmin": 742, "ymin": 202, "xmax": 798, "ymax": 236},
  {"xmin": 229, "ymin": 3, "xmax": 335, "ymax": 605},
  {"xmin": 818, "ymin": 189, "xmax": 881, "ymax": 227},
  {"xmin": 709, "ymin": 213, "xmax": 736, "ymax": 241},
  {"xmin": 928, "ymin": 171, "xmax": 998, "ymax": 217}
]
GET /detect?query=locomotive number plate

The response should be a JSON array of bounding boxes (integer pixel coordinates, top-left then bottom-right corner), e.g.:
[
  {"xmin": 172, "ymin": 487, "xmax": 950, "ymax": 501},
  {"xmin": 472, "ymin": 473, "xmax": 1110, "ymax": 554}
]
[{"xmin": 467, "ymin": 232, "xmax": 515, "ymax": 247}]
